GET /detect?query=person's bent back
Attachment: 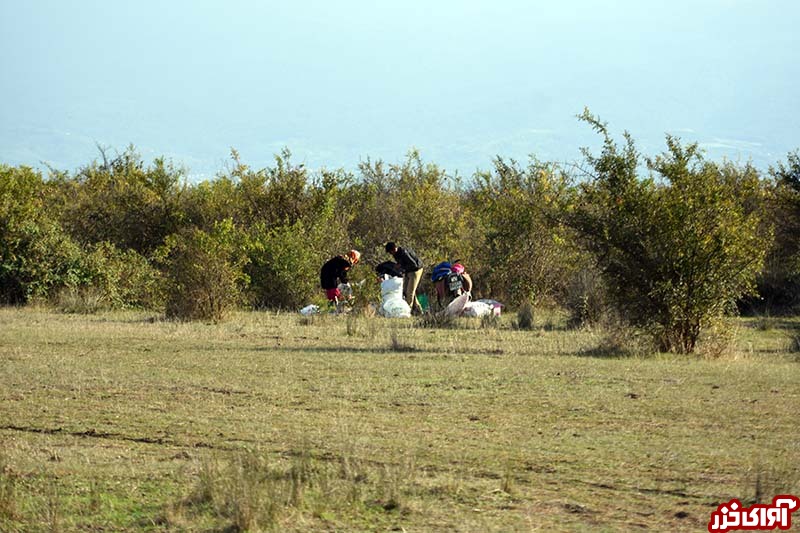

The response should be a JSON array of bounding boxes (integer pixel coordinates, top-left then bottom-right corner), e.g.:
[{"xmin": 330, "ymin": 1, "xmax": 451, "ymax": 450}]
[{"xmin": 320, "ymin": 250, "xmax": 360, "ymax": 303}]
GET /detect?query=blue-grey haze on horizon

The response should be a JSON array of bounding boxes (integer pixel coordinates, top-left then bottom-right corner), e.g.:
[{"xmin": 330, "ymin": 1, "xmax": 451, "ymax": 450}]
[{"xmin": 1, "ymin": 0, "xmax": 798, "ymax": 180}]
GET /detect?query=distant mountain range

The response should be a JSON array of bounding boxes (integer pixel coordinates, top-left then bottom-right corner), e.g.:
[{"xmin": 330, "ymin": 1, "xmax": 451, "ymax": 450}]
[{"xmin": 0, "ymin": 120, "xmax": 792, "ymax": 182}]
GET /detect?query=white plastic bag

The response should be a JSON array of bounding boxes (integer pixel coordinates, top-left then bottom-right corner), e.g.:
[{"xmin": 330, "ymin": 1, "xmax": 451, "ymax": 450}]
[
  {"xmin": 299, "ymin": 304, "xmax": 319, "ymax": 316},
  {"xmin": 474, "ymin": 299, "xmax": 503, "ymax": 316},
  {"xmin": 380, "ymin": 277, "xmax": 403, "ymax": 298},
  {"xmin": 381, "ymin": 298, "xmax": 411, "ymax": 318},
  {"xmin": 462, "ymin": 301, "xmax": 493, "ymax": 317},
  {"xmin": 338, "ymin": 283, "xmax": 353, "ymax": 299},
  {"xmin": 379, "ymin": 277, "xmax": 411, "ymax": 318}
]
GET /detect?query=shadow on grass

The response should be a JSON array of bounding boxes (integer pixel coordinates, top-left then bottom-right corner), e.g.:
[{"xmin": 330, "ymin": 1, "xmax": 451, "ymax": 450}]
[
  {"xmin": 254, "ymin": 345, "xmax": 506, "ymax": 357},
  {"xmin": 572, "ymin": 347, "xmax": 642, "ymax": 359},
  {"xmin": 255, "ymin": 345, "xmax": 423, "ymax": 355},
  {"xmin": 571, "ymin": 327, "xmax": 651, "ymax": 359},
  {"xmin": 742, "ymin": 316, "xmax": 800, "ymax": 332}
]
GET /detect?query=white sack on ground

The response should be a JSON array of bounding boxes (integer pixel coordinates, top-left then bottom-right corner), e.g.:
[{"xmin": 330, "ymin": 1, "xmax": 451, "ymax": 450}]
[
  {"xmin": 462, "ymin": 301, "xmax": 494, "ymax": 317},
  {"xmin": 466, "ymin": 299, "xmax": 504, "ymax": 317},
  {"xmin": 379, "ymin": 277, "xmax": 411, "ymax": 318},
  {"xmin": 299, "ymin": 304, "xmax": 320, "ymax": 315}
]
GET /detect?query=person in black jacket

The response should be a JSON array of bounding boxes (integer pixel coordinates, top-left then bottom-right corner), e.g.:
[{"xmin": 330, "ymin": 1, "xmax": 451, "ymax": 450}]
[
  {"xmin": 375, "ymin": 261, "xmax": 404, "ymax": 280},
  {"xmin": 320, "ymin": 250, "xmax": 360, "ymax": 303},
  {"xmin": 385, "ymin": 241, "xmax": 424, "ymax": 314}
]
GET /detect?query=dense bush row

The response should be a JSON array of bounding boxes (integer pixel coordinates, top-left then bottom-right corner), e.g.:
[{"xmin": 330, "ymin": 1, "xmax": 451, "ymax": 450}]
[{"xmin": 1, "ymin": 115, "xmax": 798, "ymax": 352}]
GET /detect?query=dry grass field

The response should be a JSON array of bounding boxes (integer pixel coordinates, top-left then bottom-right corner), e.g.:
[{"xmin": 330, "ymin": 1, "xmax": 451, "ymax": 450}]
[{"xmin": 1, "ymin": 307, "xmax": 798, "ymax": 532}]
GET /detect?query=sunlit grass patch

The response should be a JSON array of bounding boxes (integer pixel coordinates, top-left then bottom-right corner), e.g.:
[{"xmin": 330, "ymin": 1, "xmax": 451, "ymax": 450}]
[{"xmin": 0, "ymin": 307, "xmax": 798, "ymax": 531}]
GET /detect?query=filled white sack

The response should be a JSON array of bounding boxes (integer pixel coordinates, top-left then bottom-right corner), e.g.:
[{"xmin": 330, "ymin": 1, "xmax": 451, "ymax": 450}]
[
  {"xmin": 462, "ymin": 301, "xmax": 494, "ymax": 317},
  {"xmin": 379, "ymin": 277, "xmax": 411, "ymax": 318}
]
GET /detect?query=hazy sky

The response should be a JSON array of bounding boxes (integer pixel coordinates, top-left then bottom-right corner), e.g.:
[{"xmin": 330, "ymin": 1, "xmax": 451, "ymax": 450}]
[{"xmin": 1, "ymin": 0, "xmax": 798, "ymax": 179}]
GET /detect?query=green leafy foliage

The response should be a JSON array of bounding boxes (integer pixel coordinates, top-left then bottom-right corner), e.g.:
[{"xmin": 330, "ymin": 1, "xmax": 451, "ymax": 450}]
[
  {"xmin": 2, "ymin": 136, "xmax": 796, "ymax": 336},
  {"xmin": 244, "ymin": 168, "xmax": 353, "ymax": 309},
  {"xmin": 772, "ymin": 149, "xmax": 800, "ymax": 191},
  {"xmin": 469, "ymin": 157, "xmax": 584, "ymax": 306},
  {"xmin": 757, "ymin": 150, "xmax": 800, "ymax": 311},
  {"xmin": 156, "ymin": 220, "xmax": 249, "ymax": 321},
  {"xmin": 83, "ymin": 242, "xmax": 164, "ymax": 310},
  {"xmin": 346, "ymin": 151, "xmax": 475, "ymax": 282},
  {"xmin": 51, "ymin": 146, "xmax": 186, "ymax": 254},
  {"xmin": 185, "ymin": 148, "xmax": 321, "ymax": 229},
  {"xmin": 0, "ymin": 165, "xmax": 90, "ymax": 303},
  {"xmin": 567, "ymin": 111, "xmax": 768, "ymax": 353},
  {"xmin": 246, "ymin": 221, "xmax": 324, "ymax": 310},
  {"xmin": 4, "ymin": 219, "xmax": 89, "ymax": 304}
]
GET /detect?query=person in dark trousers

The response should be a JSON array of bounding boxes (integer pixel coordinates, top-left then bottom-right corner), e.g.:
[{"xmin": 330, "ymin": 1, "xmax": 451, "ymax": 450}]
[
  {"xmin": 384, "ymin": 241, "xmax": 424, "ymax": 314},
  {"xmin": 320, "ymin": 250, "xmax": 360, "ymax": 304}
]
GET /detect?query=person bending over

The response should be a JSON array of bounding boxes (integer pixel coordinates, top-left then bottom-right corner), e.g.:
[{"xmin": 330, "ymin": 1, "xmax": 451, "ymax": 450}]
[
  {"xmin": 320, "ymin": 249, "xmax": 360, "ymax": 305},
  {"xmin": 384, "ymin": 241, "xmax": 424, "ymax": 314}
]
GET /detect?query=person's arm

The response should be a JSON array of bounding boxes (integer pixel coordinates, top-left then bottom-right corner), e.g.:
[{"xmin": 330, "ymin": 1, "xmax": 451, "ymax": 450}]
[{"xmin": 394, "ymin": 249, "xmax": 408, "ymax": 271}]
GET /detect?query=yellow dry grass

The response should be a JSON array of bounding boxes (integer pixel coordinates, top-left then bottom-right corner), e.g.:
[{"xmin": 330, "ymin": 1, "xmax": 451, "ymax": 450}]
[{"xmin": 0, "ymin": 308, "xmax": 798, "ymax": 531}]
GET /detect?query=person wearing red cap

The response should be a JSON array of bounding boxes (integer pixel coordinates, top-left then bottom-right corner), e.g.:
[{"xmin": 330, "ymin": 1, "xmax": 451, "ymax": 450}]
[{"xmin": 320, "ymin": 250, "xmax": 360, "ymax": 304}]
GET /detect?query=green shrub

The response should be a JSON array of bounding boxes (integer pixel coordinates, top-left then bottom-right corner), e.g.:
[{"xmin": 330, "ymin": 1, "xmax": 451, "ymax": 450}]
[
  {"xmin": 186, "ymin": 148, "xmax": 323, "ymax": 230},
  {"xmin": 84, "ymin": 242, "xmax": 164, "ymax": 309},
  {"xmin": 346, "ymin": 151, "xmax": 477, "ymax": 281},
  {"xmin": 55, "ymin": 286, "xmax": 108, "ymax": 314},
  {"xmin": 754, "ymin": 150, "xmax": 800, "ymax": 313},
  {"xmin": 516, "ymin": 301, "xmax": 534, "ymax": 330},
  {"xmin": 1, "ymin": 218, "xmax": 90, "ymax": 304},
  {"xmin": 156, "ymin": 220, "xmax": 249, "ymax": 321},
  {"xmin": 245, "ymin": 178, "xmax": 353, "ymax": 310},
  {"xmin": 1, "ymin": 165, "xmax": 86, "ymax": 303},
  {"xmin": 469, "ymin": 158, "xmax": 583, "ymax": 306},
  {"xmin": 51, "ymin": 146, "xmax": 186, "ymax": 254},
  {"xmin": 245, "ymin": 221, "xmax": 322, "ymax": 310},
  {"xmin": 566, "ymin": 111, "xmax": 768, "ymax": 353},
  {"xmin": 565, "ymin": 268, "xmax": 608, "ymax": 328}
]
